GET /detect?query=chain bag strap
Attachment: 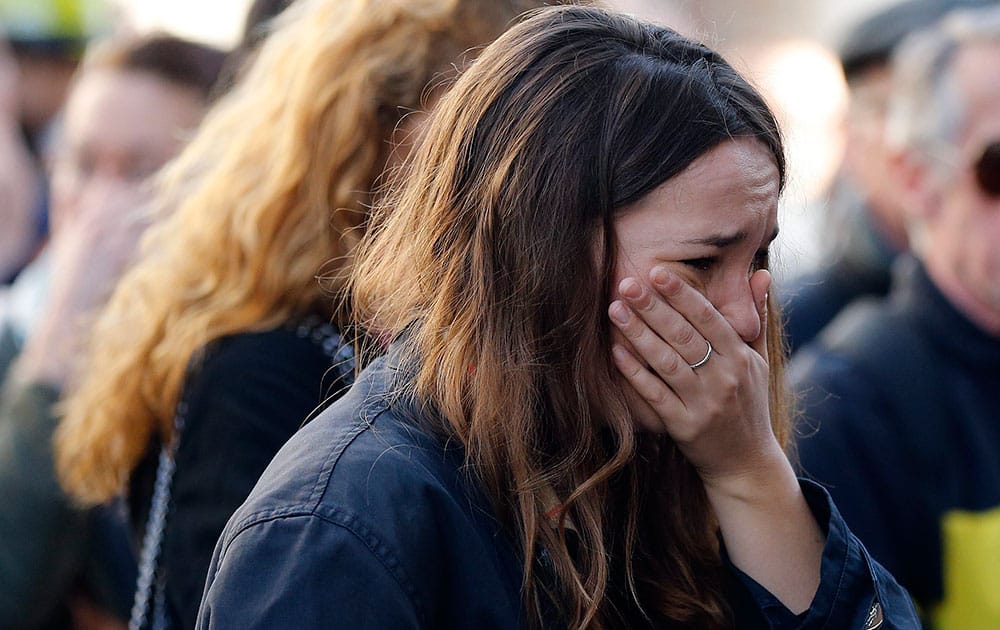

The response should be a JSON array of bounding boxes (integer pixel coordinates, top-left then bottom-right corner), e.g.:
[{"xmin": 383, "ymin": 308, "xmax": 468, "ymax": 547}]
[
  {"xmin": 127, "ymin": 321, "xmax": 354, "ymax": 630},
  {"xmin": 128, "ymin": 401, "xmax": 186, "ymax": 630}
]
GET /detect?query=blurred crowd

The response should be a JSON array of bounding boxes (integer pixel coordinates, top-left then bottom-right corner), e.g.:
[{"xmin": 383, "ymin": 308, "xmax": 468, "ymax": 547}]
[{"xmin": 0, "ymin": 0, "xmax": 997, "ymax": 628}]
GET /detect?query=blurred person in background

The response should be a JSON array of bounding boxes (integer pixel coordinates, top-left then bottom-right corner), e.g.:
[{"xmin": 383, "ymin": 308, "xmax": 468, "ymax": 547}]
[
  {"xmin": 54, "ymin": 1, "xmax": 549, "ymax": 628},
  {"xmin": 781, "ymin": 0, "xmax": 996, "ymax": 354},
  {"xmin": 0, "ymin": 0, "xmax": 104, "ymax": 152},
  {"xmin": 0, "ymin": 36, "xmax": 41, "ymax": 288},
  {"xmin": 793, "ymin": 6, "xmax": 1000, "ymax": 627},
  {"xmin": 1, "ymin": 0, "xmax": 109, "ymax": 368},
  {"xmin": 0, "ymin": 0, "xmax": 107, "ymax": 284},
  {"xmin": 0, "ymin": 34, "xmax": 224, "ymax": 629}
]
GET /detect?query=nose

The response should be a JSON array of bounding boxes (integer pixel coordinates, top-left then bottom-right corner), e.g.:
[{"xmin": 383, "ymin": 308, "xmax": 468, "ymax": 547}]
[{"xmin": 715, "ymin": 277, "xmax": 761, "ymax": 343}]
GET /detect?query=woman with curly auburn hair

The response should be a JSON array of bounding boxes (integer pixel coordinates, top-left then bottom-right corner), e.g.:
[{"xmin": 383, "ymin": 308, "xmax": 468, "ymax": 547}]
[
  {"xmin": 54, "ymin": 0, "xmax": 546, "ymax": 627},
  {"xmin": 197, "ymin": 5, "xmax": 920, "ymax": 629}
]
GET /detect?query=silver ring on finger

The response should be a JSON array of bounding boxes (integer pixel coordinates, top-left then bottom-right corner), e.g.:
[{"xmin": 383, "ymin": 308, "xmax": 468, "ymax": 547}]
[{"xmin": 687, "ymin": 340, "xmax": 712, "ymax": 369}]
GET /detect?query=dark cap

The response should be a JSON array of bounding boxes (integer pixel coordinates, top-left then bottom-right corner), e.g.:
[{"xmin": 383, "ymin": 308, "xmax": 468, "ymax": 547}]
[{"xmin": 840, "ymin": 0, "xmax": 998, "ymax": 77}]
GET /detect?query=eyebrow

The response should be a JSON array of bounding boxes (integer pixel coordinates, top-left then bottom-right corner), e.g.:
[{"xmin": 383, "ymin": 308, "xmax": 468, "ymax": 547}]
[{"xmin": 681, "ymin": 227, "xmax": 779, "ymax": 249}]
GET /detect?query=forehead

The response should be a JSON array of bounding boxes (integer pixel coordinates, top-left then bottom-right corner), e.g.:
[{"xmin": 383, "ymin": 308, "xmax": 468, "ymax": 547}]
[
  {"xmin": 62, "ymin": 69, "xmax": 204, "ymax": 153},
  {"xmin": 953, "ymin": 43, "xmax": 1000, "ymax": 149},
  {"xmin": 615, "ymin": 138, "xmax": 780, "ymax": 241}
]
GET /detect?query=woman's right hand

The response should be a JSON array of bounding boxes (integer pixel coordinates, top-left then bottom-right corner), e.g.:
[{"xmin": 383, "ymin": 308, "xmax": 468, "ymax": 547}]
[
  {"xmin": 607, "ymin": 265, "xmax": 823, "ymax": 613},
  {"xmin": 15, "ymin": 182, "xmax": 152, "ymax": 388},
  {"xmin": 607, "ymin": 265, "xmax": 783, "ymax": 489}
]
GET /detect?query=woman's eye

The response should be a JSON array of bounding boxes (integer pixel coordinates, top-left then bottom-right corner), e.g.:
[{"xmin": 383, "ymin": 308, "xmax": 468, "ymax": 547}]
[{"xmin": 680, "ymin": 257, "xmax": 716, "ymax": 271}]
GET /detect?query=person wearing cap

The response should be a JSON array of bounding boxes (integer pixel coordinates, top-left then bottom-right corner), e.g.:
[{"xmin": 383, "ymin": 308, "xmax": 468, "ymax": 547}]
[
  {"xmin": 0, "ymin": 0, "xmax": 107, "ymax": 283},
  {"xmin": 781, "ymin": 0, "xmax": 996, "ymax": 355},
  {"xmin": 0, "ymin": 0, "xmax": 107, "ymax": 147},
  {"xmin": 0, "ymin": 37, "xmax": 41, "ymax": 285},
  {"xmin": 792, "ymin": 6, "xmax": 1000, "ymax": 627}
]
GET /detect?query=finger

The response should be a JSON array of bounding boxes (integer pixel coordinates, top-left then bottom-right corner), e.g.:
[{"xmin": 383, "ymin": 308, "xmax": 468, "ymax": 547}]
[
  {"xmin": 617, "ymin": 277, "xmax": 709, "ymax": 367},
  {"xmin": 749, "ymin": 269, "xmax": 770, "ymax": 360},
  {"xmin": 621, "ymin": 381, "xmax": 666, "ymax": 433},
  {"xmin": 610, "ymin": 326, "xmax": 647, "ymax": 369},
  {"xmin": 609, "ymin": 299, "xmax": 698, "ymax": 387},
  {"xmin": 611, "ymin": 344, "xmax": 688, "ymax": 423},
  {"xmin": 649, "ymin": 266, "xmax": 742, "ymax": 350}
]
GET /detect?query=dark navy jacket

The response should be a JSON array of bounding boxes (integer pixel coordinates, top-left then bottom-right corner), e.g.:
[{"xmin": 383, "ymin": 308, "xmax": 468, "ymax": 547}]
[
  {"xmin": 197, "ymin": 353, "xmax": 919, "ymax": 629},
  {"xmin": 792, "ymin": 258, "xmax": 1000, "ymax": 625},
  {"xmin": 130, "ymin": 322, "xmax": 353, "ymax": 629}
]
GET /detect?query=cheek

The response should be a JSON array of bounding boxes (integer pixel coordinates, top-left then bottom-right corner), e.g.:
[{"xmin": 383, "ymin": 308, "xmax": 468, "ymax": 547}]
[
  {"xmin": 607, "ymin": 249, "xmax": 651, "ymax": 303},
  {"xmin": 967, "ymin": 209, "xmax": 1000, "ymax": 273},
  {"xmin": 941, "ymin": 203, "xmax": 987, "ymax": 267}
]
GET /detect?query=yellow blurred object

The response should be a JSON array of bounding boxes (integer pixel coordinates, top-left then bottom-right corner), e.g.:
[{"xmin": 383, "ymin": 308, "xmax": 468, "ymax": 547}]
[{"xmin": 934, "ymin": 506, "xmax": 1000, "ymax": 629}]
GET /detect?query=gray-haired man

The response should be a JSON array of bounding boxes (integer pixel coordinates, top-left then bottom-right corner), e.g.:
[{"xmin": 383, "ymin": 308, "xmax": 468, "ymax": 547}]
[{"xmin": 792, "ymin": 6, "xmax": 1000, "ymax": 627}]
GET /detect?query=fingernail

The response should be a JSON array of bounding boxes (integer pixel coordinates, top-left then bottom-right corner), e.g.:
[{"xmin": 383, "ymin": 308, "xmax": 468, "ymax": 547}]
[
  {"xmin": 650, "ymin": 266, "xmax": 669, "ymax": 284},
  {"xmin": 651, "ymin": 266, "xmax": 678, "ymax": 291},
  {"xmin": 618, "ymin": 278, "xmax": 642, "ymax": 300},
  {"xmin": 609, "ymin": 301, "xmax": 630, "ymax": 325},
  {"xmin": 611, "ymin": 345, "xmax": 629, "ymax": 362}
]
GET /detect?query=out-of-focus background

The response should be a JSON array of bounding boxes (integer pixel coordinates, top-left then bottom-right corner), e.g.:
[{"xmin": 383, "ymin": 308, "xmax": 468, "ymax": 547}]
[
  {"xmin": 1, "ymin": 0, "xmax": 905, "ymax": 279},
  {"xmin": 116, "ymin": 0, "xmax": 902, "ymax": 277}
]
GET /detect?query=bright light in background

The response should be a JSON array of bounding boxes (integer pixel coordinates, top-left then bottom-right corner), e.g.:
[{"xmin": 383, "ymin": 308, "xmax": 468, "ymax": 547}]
[
  {"xmin": 611, "ymin": 0, "xmax": 697, "ymax": 36},
  {"xmin": 752, "ymin": 41, "xmax": 848, "ymax": 201},
  {"xmin": 738, "ymin": 41, "xmax": 850, "ymax": 278},
  {"xmin": 112, "ymin": 0, "xmax": 252, "ymax": 48}
]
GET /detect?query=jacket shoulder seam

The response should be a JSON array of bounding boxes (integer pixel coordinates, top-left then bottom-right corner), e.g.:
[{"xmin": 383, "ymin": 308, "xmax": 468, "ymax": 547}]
[{"xmin": 220, "ymin": 505, "xmax": 426, "ymax": 622}]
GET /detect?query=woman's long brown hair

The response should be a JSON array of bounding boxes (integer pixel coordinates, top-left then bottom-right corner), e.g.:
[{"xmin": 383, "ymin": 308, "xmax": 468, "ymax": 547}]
[
  {"xmin": 351, "ymin": 6, "xmax": 790, "ymax": 628},
  {"xmin": 56, "ymin": 0, "xmax": 547, "ymax": 506}
]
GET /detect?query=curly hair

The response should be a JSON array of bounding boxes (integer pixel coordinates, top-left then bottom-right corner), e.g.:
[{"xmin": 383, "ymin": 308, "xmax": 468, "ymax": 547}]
[{"xmin": 56, "ymin": 0, "xmax": 545, "ymax": 505}]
